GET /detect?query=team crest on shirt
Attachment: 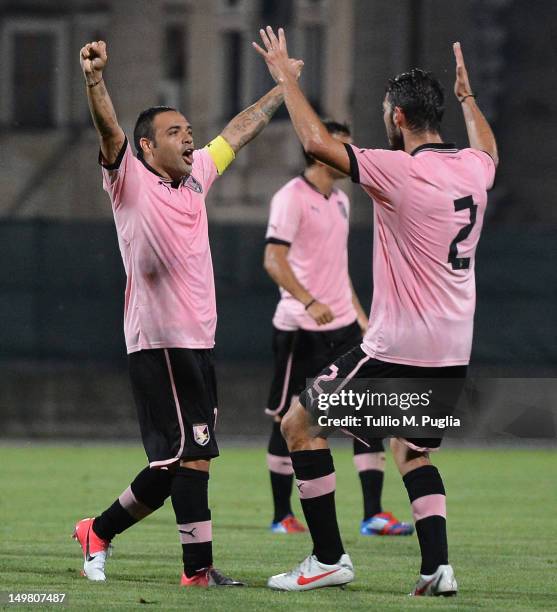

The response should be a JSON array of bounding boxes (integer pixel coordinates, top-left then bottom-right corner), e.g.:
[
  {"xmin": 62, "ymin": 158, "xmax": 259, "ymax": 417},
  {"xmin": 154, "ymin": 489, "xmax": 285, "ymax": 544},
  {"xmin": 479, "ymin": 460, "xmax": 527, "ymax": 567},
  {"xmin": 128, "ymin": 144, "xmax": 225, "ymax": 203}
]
[
  {"xmin": 185, "ymin": 175, "xmax": 203, "ymax": 194},
  {"xmin": 193, "ymin": 423, "xmax": 210, "ymax": 446},
  {"xmin": 337, "ymin": 201, "xmax": 348, "ymax": 219}
]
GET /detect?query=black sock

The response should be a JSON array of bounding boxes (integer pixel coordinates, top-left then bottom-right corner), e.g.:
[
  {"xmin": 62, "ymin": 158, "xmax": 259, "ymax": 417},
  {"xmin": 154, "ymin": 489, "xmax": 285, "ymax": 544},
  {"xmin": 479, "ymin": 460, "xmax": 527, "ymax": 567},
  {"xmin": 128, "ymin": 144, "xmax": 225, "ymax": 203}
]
[
  {"xmin": 268, "ymin": 421, "xmax": 294, "ymax": 522},
  {"xmin": 353, "ymin": 439, "xmax": 385, "ymax": 520},
  {"xmin": 171, "ymin": 467, "xmax": 212, "ymax": 578},
  {"xmin": 93, "ymin": 466, "xmax": 172, "ymax": 541},
  {"xmin": 270, "ymin": 472, "xmax": 294, "ymax": 522},
  {"xmin": 290, "ymin": 449, "xmax": 344, "ymax": 565},
  {"xmin": 403, "ymin": 465, "xmax": 448, "ymax": 575},
  {"xmin": 358, "ymin": 470, "xmax": 384, "ymax": 519}
]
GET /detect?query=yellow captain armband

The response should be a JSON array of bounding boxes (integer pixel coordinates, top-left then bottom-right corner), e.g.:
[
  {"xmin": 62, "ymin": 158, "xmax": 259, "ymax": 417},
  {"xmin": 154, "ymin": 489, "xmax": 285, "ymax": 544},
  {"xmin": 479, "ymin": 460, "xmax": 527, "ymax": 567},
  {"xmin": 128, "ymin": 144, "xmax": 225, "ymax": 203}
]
[{"xmin": 205, "ymin": 135, "xmax": 235, "ymax": 175}]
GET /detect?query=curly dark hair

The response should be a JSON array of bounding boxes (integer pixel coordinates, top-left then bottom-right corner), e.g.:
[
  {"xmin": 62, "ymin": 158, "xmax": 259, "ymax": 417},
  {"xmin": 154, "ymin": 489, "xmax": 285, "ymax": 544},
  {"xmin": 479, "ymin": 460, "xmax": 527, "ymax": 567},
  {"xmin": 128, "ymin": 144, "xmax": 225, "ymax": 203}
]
[
  {"xmin": 385, "ymin": 68, "xmax": 445, "ymax": 133},
  {"xmin": 133, "ymin": 106, "xmax": 177, "ymax": 158}
]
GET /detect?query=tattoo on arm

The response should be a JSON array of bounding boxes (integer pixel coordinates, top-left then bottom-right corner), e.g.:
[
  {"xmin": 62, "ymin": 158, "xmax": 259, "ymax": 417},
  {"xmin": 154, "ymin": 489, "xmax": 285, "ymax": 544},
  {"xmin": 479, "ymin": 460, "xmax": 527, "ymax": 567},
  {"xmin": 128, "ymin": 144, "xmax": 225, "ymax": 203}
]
[
  {"xmin": 87, "ymin": 81, "xmax": 118, "ymax": 136},
  {"xmin": 221, "ymin": 87, "xmax": 284, "ymax": 152},
  {"xmin": 86, "ymin": 80, "xmax": 125, "ymax": 163}
]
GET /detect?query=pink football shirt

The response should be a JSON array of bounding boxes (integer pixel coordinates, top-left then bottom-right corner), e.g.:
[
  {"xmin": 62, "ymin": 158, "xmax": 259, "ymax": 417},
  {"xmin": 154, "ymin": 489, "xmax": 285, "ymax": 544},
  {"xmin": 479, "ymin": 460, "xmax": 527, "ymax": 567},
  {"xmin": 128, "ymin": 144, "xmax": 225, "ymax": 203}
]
[
  {"xmin": 345, "ymin": 143, "xmax": 496, "ymax": 366},
  {"xmin": 100, "ymin": 139, "xmax": 218, "ymax": 353},
  {"xmin": 266, "ymin": 175, "xmax": 357, "ymax": 332}
]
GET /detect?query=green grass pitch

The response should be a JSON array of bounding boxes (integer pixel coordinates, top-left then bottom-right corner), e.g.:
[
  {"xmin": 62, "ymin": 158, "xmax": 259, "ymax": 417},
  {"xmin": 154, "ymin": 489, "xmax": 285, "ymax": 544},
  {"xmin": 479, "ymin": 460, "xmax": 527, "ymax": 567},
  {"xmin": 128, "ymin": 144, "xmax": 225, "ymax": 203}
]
[{"xmin": 1, "ymin": 444, "xmax": 555, "ymax": 611}]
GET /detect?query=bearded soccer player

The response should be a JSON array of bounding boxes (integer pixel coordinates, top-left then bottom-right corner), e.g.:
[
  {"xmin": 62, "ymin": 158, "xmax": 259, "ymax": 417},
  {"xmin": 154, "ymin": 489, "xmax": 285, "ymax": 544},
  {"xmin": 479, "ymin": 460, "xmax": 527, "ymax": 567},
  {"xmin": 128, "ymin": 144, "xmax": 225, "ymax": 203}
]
[
  {"xmin": 254, "ymin": 28, "xmax": 497, "ymax": 595},
  {"xmin": 263, "ymin": 120, "xmax": 413, "ymax": 538},
  {"xmin": 72, "ymin": 40, "xmax": 302, "ymax": 587}
]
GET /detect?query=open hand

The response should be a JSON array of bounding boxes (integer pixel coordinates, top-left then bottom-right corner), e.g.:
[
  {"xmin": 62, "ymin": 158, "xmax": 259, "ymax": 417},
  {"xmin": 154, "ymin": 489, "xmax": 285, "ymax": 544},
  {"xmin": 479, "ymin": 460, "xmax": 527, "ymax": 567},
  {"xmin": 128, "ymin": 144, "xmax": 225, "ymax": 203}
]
[
  {"xmin": 453, "ymin": 42, "xmax": 474, "ymax": 101},
  {"xmin": 80, "ymin": 41, "xmax": 108, "ymax": 84},
  {"xmin": 253, "ymin": 26, "xmax": 303, "ymax": 84}
]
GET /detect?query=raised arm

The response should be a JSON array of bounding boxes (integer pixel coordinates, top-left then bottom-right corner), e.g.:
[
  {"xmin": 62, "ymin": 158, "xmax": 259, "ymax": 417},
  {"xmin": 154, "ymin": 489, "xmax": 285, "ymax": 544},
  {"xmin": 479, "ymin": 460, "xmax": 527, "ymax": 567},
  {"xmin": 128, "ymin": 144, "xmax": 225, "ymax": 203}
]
[
  {"xmin": 453, "ymin": 42, "xmax": 499, "ymax": 166},
  {"xmin": 220, "ymin": 56, "xmax": 303, "ymax": 154},
  {"xmin": 253, "ymin": 27, "xmax": 350, "ymax": 174},
  {"xmin": 264, "ymin": 244, "xmax": 334, "ymax": 326},
  {"xmin": 220, "ymin": 87, "xmax": 282, "ymax": 153},
  {"xmin": 80, "ymin": 41, "xmax": 125, "ymax": 165}
]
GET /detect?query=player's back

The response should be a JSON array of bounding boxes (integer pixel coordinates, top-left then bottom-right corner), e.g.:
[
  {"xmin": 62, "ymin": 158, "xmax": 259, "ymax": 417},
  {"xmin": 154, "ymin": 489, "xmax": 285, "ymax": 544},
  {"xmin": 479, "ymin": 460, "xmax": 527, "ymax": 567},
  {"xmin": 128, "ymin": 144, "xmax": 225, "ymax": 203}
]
[{"xmin": 347, "ymin": 143, "xmax": 496, "ymax": 366}]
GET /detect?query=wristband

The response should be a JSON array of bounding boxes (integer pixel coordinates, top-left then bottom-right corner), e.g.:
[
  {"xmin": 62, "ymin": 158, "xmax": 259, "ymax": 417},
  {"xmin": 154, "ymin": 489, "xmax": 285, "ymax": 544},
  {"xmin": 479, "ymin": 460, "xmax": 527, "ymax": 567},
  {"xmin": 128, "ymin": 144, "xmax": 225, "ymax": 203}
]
[
  {"xmin": 460, "ymin": 93, "xmax": 476, "ymax": 103},
  {"xmin": 304, "ymin": 299, "xmax": 316, "ymax": 310},
  {"xmin": 87, "ymin": 76, "xmax": 103, "ymax": 88}
]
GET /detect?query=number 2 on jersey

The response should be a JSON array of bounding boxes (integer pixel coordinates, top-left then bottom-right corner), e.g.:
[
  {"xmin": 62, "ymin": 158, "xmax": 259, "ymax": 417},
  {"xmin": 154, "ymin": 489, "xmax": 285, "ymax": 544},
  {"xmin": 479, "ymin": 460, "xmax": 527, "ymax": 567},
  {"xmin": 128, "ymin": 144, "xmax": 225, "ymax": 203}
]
[{"xmin": 448, "ymin": 195, "xmax": 477, "ymax": 270}]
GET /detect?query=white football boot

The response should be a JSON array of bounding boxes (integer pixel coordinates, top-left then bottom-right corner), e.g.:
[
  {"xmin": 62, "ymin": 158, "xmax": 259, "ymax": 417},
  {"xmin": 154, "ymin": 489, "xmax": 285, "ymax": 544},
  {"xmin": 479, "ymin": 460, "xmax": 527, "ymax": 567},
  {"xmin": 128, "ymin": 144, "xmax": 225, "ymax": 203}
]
[
  {"xmin": 267, "ymin": 553, "xmax": 354, "ymax": 591},
  {"xmin": 410, "ymin": 564, "xmax": 458, "ymax": 596},
  {"xmin": 72, "ymin": 517, "xmax": 112, "ymax": 581}
]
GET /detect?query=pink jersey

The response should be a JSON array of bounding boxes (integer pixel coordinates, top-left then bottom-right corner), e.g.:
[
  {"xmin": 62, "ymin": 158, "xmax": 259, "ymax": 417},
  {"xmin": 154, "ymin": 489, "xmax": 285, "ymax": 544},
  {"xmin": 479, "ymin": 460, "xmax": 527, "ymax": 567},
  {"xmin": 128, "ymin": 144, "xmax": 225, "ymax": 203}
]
[
  {"xmin": 100, "ymin": 139, "xmax": 219, "ymax": 353},
  {"xmin": 345, "ymin": 142, "xmax": 496, "ymax": 366},
  {"xmin": 265, "ymin": 175, "xmax": 357, "ymax": 332}
]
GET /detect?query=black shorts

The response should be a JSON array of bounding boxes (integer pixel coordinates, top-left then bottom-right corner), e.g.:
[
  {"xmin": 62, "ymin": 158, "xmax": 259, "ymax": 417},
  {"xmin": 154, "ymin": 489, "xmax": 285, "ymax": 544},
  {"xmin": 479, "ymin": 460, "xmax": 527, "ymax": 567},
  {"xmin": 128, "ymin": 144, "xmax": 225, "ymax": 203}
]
[
  {"xmin": 128, "ymin": 348, "xmax": 219, "ymax": 467},
  {"xmin": 299, "ymin": 345, "xmax": 468, "ymax": 452},
  {"xmin": 265, "ymin": 320, "xmax": 362, "ymax": 418}
]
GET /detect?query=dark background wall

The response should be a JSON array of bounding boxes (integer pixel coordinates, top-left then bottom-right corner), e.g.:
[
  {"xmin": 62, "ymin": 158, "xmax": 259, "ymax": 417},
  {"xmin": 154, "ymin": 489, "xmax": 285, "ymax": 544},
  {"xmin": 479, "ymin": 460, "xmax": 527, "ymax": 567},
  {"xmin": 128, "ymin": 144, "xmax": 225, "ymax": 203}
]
[{"xmin": 1, "ymin": 219, "xmax": 555, "ymax": 367}]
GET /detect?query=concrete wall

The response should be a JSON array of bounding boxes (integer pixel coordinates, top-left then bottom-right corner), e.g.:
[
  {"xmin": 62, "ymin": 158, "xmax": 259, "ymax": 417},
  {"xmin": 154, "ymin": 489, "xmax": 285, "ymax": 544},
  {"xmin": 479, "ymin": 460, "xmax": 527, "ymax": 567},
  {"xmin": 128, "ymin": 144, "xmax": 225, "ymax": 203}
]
[{"xmin": 1, "ymin": 1, "xmax": 556, "ymax": 224}]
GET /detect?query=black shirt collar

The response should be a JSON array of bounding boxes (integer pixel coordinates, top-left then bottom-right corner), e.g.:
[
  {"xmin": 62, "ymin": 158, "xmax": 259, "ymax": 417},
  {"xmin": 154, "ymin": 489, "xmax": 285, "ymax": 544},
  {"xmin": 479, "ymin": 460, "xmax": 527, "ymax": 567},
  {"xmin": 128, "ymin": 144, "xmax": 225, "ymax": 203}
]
[
  {"xmin": 139, "ymin": 156, "xmax": 186, "ymax": 189},
  {"xmin": 300, "ymin": 172, "xmax": 334, "ymax": 199},
  {"xmin": 410, "ymin": 142, "xmax": 458, "ymax": 156}
]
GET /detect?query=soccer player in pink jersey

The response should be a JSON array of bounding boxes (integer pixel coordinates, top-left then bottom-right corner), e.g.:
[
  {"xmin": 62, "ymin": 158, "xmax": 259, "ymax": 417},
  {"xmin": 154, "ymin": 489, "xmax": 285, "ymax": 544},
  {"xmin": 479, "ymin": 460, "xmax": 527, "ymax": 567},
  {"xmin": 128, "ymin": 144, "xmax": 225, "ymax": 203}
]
[
  {"xmin": 254, "ymin": 28, "xmax": 497, "ymax": 594},
  {"xmin": 72, "ymin": 39, "xmax": 303, "ymax": 587},
  {"xmin": 263, "ymin": 119, "xmax": 413, "ymax": 538}
]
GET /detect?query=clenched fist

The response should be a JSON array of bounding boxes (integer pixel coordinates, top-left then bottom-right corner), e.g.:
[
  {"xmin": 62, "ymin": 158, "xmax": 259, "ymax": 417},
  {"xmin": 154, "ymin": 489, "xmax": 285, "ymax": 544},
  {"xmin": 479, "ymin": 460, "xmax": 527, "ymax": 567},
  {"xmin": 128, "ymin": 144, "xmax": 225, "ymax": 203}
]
[{"xmin": 80, "ymin": 41, "xmax": 108, "ymax": 86}]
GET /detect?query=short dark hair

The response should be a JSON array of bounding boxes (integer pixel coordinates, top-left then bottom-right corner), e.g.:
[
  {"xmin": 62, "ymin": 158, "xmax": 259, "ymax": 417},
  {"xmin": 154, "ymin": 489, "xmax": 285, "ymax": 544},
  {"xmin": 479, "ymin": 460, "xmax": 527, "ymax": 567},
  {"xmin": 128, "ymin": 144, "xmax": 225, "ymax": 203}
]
[
  {"xmin": 133, "ymin": 106, "xmax": 177, "ymax": 158},
  {"xmin": 303, "ymin": 119, "xmax": 352, "ymax": 167},
  {"xmin": 385, "ymin": 68, "xmax": 445, "ymax": 133}
]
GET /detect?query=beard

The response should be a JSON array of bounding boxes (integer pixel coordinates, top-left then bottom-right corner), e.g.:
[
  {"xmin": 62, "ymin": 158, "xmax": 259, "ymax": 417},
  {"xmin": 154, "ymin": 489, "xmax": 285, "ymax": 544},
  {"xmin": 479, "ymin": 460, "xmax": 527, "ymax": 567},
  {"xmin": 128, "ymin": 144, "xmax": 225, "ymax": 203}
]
[
  {"xmin": 388, "ymin": 127, "xmax": 405, "ymax": 151},
  {"xmin": 386, "ymin": 115, "xmax": 405, "ymax": 151}
]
